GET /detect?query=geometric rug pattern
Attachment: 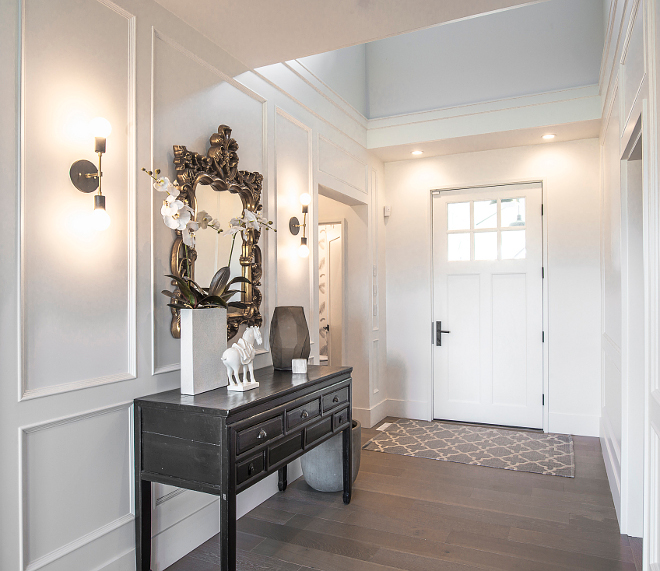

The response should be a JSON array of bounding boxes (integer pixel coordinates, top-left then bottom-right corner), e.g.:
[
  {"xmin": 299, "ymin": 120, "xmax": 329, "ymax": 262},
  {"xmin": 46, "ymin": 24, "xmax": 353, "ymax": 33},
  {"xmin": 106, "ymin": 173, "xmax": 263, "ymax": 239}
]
[{"xmin": 363, "ymin": 419, "xmax": 575, "ymax": 477}]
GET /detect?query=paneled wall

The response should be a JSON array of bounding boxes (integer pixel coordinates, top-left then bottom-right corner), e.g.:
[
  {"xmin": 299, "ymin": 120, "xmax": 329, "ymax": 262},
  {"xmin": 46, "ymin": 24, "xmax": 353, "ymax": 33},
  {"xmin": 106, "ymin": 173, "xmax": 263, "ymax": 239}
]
[
  {"xmin": 0, "ymin": 1, "xmax": 384, "ymax": 570},
  {"xmin": 599, "ymin": 0, "xmax": 648, "ymax": 538}
]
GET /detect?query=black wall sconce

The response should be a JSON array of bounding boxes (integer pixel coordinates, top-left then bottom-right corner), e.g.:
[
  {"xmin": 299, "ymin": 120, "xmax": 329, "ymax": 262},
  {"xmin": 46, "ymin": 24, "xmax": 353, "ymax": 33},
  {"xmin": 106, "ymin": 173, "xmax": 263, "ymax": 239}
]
[
  {"xmin": 69, "ymin": 117, "xmax": 112, "ymax": 231},
  {"xmin": 289, "ymin": 193, "xmax": 311, "ymax": 257}
]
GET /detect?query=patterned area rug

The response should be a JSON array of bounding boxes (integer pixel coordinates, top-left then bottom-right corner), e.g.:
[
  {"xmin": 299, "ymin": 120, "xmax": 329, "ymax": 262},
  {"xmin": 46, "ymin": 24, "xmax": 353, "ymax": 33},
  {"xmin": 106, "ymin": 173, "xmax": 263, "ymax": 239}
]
[{"xmin": 363, "ymin": 419, "xmax": 575, "ymax": 477}]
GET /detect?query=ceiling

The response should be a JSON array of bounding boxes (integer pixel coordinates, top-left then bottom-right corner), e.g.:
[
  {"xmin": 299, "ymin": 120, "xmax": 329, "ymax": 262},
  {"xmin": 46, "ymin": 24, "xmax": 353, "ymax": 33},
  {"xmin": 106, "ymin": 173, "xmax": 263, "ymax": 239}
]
[
  {"xmin": 370, "ymin": 120, "xmax": 602, "ymax": 163},
  {"xmin": 152, "ymin": 0, "xmax": 546, "ymax": 69}
]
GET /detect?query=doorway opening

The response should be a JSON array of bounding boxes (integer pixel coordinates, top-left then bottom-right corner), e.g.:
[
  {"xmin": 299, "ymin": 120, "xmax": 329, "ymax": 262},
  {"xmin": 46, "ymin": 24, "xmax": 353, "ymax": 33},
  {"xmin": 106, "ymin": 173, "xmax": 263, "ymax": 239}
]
[{"xmin": 318, "ymin": 222, "xmax": 343, "ymax": 366}]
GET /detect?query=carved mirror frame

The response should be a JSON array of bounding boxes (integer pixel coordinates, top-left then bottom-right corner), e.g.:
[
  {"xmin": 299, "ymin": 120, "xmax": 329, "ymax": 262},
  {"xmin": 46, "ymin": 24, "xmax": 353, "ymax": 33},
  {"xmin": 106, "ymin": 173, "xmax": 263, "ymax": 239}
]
[{"xmin": 168, "ymin": 125, "xmax": 263, "ymax": 341}]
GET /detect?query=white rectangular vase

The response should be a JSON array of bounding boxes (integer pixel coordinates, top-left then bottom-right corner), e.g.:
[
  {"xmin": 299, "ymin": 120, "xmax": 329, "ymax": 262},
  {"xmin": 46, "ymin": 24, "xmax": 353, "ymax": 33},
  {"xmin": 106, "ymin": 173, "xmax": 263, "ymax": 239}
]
[{"xmin": 180, "ymin": 307, "xmax": 228, "ymax": 395}]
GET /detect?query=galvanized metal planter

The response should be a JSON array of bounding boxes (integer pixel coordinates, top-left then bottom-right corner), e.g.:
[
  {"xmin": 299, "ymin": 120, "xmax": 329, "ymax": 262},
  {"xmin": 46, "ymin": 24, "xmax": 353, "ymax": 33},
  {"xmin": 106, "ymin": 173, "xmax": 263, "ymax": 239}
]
[{"xmin": 180, "ymin": 307, "xmax": 228, "ymax": 395}]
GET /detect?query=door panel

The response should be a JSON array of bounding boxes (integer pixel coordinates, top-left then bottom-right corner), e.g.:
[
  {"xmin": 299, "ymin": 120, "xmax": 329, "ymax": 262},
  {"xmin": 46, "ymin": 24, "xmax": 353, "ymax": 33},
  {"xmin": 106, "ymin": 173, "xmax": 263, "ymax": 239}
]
[{"xmin": 433, "ymin": 183, "xmax": 543, "ymax": 429}]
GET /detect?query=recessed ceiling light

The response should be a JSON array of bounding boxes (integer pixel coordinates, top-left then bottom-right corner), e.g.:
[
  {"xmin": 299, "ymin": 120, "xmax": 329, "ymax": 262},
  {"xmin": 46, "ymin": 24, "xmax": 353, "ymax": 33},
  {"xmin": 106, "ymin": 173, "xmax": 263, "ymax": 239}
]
[
  {"xmin": 411, "ymin": 150, "xmax": 423, "ymax": 155},
  {"xmin": 542, "ymin": 134, "xmax": 556, "ymax": 140}
]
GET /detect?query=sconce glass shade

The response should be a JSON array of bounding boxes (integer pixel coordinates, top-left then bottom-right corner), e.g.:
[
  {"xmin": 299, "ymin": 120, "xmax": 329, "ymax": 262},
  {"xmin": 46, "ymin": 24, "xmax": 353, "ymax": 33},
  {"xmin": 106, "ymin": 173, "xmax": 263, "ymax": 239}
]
[
  {"xmin": 90, "ymin": 117, "xmax": 112, "ymax": 138},
  {"xmin": 298, "ymin": 236, "xmax": 309, "ymax": 258},
  {"xmin": 92, "ymin": 195, "xmax": 111, "ymax": 231},
  {"xmin": 299, "ymin": 193, "xmax": 311, "ymax": 206},
  {"xmin": 269, "ymin": 306, "xmax": 311, "ymax": 370}
]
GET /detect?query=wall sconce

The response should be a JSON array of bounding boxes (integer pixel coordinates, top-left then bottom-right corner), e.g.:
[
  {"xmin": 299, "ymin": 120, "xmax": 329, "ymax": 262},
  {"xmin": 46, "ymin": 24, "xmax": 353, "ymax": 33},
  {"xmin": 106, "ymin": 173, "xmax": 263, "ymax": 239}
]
[
  {"xmin": 289, "ymin": 193, "xmax": 311, "ymax": 258},
  {"xmin": 69, "ymin": 117, "xmax": 112, "ymax": 231}
]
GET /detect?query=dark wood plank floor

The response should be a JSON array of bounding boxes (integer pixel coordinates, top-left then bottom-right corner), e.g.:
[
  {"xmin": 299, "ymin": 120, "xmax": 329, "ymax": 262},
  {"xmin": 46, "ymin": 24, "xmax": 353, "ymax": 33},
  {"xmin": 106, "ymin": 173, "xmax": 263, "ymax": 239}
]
[{"xmin": 167, "ymin": 417, "xmax": 643, "ymax": 571}]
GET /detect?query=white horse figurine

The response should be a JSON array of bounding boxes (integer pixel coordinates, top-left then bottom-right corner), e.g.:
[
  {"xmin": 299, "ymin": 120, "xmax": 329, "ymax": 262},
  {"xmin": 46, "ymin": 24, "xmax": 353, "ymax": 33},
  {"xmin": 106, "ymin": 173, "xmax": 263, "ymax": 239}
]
[{"xmin": 222, "ymin": 326, "xmax": 262, "ymax": 389}]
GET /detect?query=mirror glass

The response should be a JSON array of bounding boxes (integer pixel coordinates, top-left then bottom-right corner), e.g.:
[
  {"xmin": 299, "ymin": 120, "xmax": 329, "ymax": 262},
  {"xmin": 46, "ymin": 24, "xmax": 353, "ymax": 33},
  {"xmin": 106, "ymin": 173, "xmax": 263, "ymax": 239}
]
[{"xmin": 194, "ymin": 184, "xmax": 245, "ymax": 308}]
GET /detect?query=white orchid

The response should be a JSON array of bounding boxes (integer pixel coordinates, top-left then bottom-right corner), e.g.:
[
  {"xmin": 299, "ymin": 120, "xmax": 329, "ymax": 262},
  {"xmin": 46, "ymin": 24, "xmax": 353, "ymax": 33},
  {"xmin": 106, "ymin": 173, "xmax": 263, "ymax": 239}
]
[
  {"xmin": 161, "ymin": 194, "xmax": 183, "ymax": 217},
  {"xmin": 243, "ymin": 209, "xmax": 260, "ymax": 230},
  {"xmin": 153, "ymin": 176, "xmax": 179, "ymax": 197},
  {"xmin": 182, "ymin": 220, "xmax": 199, "ymax": 248},
  {"xmin": 163, "ymin": 202, "xmax": 193, "ymax": 231}
]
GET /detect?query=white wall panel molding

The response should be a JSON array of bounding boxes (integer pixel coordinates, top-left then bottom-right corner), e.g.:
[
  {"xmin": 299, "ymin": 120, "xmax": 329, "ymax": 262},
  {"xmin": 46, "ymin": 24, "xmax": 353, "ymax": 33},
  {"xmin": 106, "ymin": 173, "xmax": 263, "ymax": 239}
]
[
  {"xmin": 284, "ymin": 60, "xmax": 368, "ymax": 128},
  {"xmin": 20, "ymin": 402, "xmax": 133, "ymax": 571},
  {"xmin": 249, "ymin": 65, "xmax": 367, "ymax": 148},
  {"xmin": 318, "ymin": 135, "xmax": 367, "ymax": 195},
  {"xmin": 19, "ymin": 0, "xmax": 137, "ymax": 401},
  {"xmin": 367, "ymin": 85, "xmax": 601, "ymax": 150},
  {"xmin": 273, "ymin": 106, "xmax": 315, "ymax": 341},
  {"xmin": 600, "ymin": 0, "xmax": 619, "ymax": 96},
  {"xmin": 150, "ymin": 28, "xmax": 267, "ymax": 375}
]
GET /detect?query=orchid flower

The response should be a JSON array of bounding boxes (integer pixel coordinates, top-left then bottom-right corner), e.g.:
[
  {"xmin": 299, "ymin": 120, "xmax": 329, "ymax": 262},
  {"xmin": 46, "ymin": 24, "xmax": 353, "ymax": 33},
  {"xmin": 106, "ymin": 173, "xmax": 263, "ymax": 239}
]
[{"xmin": 182, "ymin": 220, "xmax": 199, "ymax": 248}]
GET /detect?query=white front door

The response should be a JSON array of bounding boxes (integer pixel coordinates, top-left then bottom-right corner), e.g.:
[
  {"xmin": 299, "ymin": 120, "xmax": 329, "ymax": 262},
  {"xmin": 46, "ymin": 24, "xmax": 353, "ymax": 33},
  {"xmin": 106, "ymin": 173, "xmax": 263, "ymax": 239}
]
[{"xmin": 432, "ymin": 183, "xmax": 544, "ymax": 428}]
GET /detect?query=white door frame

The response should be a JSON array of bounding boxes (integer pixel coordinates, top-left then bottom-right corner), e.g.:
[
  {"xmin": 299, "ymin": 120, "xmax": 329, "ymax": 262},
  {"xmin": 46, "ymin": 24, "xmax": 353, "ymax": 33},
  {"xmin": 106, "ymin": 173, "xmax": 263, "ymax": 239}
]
[
  {"xmin": 318, "ymin": 220, "xmax": 348, "ymax": 368},
  {"xmin": 430, "ymin": 179, "xmax": 550, "ymax": 433}
]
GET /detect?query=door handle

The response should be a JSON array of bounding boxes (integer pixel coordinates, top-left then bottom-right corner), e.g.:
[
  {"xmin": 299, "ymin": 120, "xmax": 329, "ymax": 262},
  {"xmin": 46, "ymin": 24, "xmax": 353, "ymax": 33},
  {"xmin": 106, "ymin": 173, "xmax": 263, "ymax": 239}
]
[
  {"xmin": 322, "ymin": 325, "xmax": 330, "ymax": 332},
  {"xmin": 436, "ymin": 321, "xmax": 451, "ymax": 346}
]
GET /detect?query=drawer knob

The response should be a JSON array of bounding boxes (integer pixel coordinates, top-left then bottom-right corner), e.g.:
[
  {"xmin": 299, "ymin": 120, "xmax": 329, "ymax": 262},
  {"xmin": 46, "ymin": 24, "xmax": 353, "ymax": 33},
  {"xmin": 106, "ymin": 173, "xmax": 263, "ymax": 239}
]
[
  {"xmin": 248, "ymin": 462, "xmax": 255, "ymax": 475},
  {"xmin": 332, "ymin": 396, "xmax": 339, "ymax": 403},
  {"xmin": 257, "ymin": 429, "xmax": 267, "ymax": 440},
  {"xmin": 338, "ymin": 415, "xmax": 343, "ymax": 424},
  {"xmin": 301, "ymin": 410, "xmax": 309, "ymax": 419}
]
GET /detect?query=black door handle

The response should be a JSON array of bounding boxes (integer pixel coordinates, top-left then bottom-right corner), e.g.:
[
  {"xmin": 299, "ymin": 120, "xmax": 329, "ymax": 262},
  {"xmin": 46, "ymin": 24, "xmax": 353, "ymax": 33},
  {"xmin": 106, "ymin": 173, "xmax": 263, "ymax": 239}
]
[
  {"xmin": 322, "ymin": 324, "xmax": 330, "ymax": 332},
  {"xmin": 436, "ymin": 321, "xmax": 451, "ymax": 346}
]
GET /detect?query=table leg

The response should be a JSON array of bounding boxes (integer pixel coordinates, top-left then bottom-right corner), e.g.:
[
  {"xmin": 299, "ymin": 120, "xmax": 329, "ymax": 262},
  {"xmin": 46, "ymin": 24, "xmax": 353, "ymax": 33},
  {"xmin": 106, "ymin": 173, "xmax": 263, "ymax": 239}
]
[
  {"xmin": 278, "ymin": 465, "xmax": 288, "ymax": 492},
  {"xmin": 342, "ymin": 415, "xmax": 352, "ymax": 505},
  {"xmin": 135, "ymin": 479, "xmax": 151, "ymax": 570}
]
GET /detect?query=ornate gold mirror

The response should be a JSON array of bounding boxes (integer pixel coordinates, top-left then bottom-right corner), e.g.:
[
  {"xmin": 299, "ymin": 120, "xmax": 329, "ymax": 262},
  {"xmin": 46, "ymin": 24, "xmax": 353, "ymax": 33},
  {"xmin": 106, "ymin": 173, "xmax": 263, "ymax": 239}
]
[{"xmin": 168, "ymin": 125, "xmax": 264, "ymax": 340}]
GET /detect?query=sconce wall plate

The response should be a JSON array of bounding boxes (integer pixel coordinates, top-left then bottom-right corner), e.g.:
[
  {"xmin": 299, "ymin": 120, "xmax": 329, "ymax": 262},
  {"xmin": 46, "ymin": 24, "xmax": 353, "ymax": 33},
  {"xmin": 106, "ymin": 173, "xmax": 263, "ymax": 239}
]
[
  {"xmin": 70, "ymin": 159, "xmax": 100, "ymax": 193},
  {"xmin": 289, "ymin": 216, "xmax": 300, "ymax": 235}
]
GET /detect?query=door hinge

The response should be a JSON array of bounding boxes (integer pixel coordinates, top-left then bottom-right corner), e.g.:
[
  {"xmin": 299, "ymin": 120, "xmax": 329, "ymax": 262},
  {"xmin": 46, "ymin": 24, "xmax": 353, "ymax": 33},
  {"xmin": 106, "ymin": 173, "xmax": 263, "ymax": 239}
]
[
  {"xmin": 541, "ymin": 204, "xmax": 544, "ymax": 215},
  {"xmin": 542, "ymin": 331, "xmax": 545, "ymax": 342},
  {"xmin": 432, "ymin": 322, "xmax": 435, "ymax": 345},
  {"xmin": 542, "ymin": 267, "xmax": 545, "ymax": 278},
  {"xmin": 542, "ymin": 394, "xmax": 545, "ymax": 405}
]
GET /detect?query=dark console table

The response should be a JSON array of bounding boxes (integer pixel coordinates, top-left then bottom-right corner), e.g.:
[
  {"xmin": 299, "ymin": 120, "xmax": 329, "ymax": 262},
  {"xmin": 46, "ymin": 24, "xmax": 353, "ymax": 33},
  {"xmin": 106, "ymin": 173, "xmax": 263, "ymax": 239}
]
[{"xmin": 134, "ymin": 365, "xmax": 353, "ymax": 571}]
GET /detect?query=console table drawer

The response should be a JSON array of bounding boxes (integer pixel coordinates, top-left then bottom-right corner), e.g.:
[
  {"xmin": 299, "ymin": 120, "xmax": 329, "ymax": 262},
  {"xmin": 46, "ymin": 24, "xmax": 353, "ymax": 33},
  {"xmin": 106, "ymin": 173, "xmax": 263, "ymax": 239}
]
[
  {"xmin": 236, "ymin": 416, "xmax": 283, "ymax": 455},
  {"xmin": 286, "ymin": 398, "xmax": 321, "ymax": 430},
  {"xmin": 322, "ymin": 387, "xmax": 349, "ymax": 412},
  {"xmin": 305, "ymin": 416, "xmax": 332, "ymax": 446},
  {"xmin": 333, "ymin": 407, "xmax": 349, "ymax": 431},
  {"xmin": 236, "ymin": 451, "xmax": 265, "ymax": 486},
  {"xmin": 269, "ymin": 433, "xmax": 303, "ymax": 466}
]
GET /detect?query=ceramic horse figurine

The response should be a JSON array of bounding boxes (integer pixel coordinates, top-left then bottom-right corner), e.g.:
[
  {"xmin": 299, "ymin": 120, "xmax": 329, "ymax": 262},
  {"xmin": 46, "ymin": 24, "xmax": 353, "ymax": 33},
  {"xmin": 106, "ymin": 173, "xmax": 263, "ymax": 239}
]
[{"xmin": 222, "ymin": 326, "xmax": 262, "ymax": 388}]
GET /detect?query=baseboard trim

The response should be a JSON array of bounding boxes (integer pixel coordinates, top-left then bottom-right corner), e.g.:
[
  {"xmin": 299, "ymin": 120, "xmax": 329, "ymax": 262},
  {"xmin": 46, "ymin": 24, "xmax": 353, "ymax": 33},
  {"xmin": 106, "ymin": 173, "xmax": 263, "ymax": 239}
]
[
  {"xmin": 353, "ymin": 399, "xmax": 388, "ymax": 428},
  {"xmin": 386, "ymin": 398, "xmax": 431, "ymax": 421},
  {"xmin": 600, "ymin": 414, "xmax": 622, "ymax": 525},
  {"xmin": 548, "ymin": 411, "xmax": 600, "ymax": 437}
]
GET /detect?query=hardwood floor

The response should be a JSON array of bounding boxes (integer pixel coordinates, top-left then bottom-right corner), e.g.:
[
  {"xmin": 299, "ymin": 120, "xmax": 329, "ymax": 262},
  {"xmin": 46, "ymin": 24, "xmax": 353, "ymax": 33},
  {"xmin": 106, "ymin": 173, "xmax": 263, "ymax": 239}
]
[{"xmin": 167, "ymin": 418, "xmax": 642, "ymax": 571}]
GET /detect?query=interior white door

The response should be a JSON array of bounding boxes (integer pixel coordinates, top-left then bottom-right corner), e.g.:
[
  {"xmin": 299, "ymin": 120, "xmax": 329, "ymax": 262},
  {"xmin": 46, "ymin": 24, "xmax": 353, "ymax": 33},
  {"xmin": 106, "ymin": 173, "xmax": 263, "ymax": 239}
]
[{"xmin": 432, "ymin": 183, "xmax": 544, "ymax": 428}]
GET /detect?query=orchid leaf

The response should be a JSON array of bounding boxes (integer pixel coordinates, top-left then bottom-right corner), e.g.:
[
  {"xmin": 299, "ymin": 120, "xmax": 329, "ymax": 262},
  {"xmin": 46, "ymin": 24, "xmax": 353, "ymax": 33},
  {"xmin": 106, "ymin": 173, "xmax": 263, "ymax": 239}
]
[{"xmin": 209, "ymin": 267, "xmax": 230, "ymax": 296}]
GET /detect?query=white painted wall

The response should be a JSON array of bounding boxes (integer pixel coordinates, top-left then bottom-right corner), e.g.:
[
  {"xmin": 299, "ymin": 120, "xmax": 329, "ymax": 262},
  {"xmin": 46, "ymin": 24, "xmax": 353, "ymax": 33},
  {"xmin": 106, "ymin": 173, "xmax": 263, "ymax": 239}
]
[
  {"xmin": 298, "ymin": 44, "xmax": 368, "ymax": 117},
  {"xmin": 384, "ymin": 139, "xmax": 602, "ymax": 436},
  {"xmin": 366, "ymin": 0, "xmax": 604, "ymax": 117}
]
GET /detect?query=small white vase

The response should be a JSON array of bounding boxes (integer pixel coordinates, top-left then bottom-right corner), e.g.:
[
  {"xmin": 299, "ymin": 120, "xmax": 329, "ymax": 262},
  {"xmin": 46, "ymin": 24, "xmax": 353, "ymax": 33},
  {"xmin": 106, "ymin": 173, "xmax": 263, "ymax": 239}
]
[{"xmin": 180, "ymin": 307, "xmax": 228, "ymax": 395}]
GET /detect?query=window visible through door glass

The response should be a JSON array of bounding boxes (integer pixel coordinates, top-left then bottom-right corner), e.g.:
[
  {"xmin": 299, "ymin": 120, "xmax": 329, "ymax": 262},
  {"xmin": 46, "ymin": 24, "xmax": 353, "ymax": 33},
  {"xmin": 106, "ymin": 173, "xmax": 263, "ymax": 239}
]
[
  {"xmin": 474, "ymin": 200, "xmax": 497, "ymax": 229},
  {"xmin": 474, "ymin": 232, "xmax": 497, "ymax": 260},
  {"xmin": 501, "ymin": 198, "xmax": 525, "ymax": 227},
  {"xmin": 447, "ymin": 202, "xmax": 470, "ymax": 230},
  {"xmin": 448, "ymin": 233, "xmax": 470, "ymax": 261},
  {"xmin": 502, "ymin": 230, "xmax": 526, "ymax": 259}
]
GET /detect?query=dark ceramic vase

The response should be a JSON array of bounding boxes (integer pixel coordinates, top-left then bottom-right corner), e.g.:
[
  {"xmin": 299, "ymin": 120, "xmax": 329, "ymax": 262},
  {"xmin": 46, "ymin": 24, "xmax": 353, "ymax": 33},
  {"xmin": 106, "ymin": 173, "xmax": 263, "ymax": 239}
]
[{"xmin": 270, "ymin": 306, "xmax": 311, "ymax": 370}]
